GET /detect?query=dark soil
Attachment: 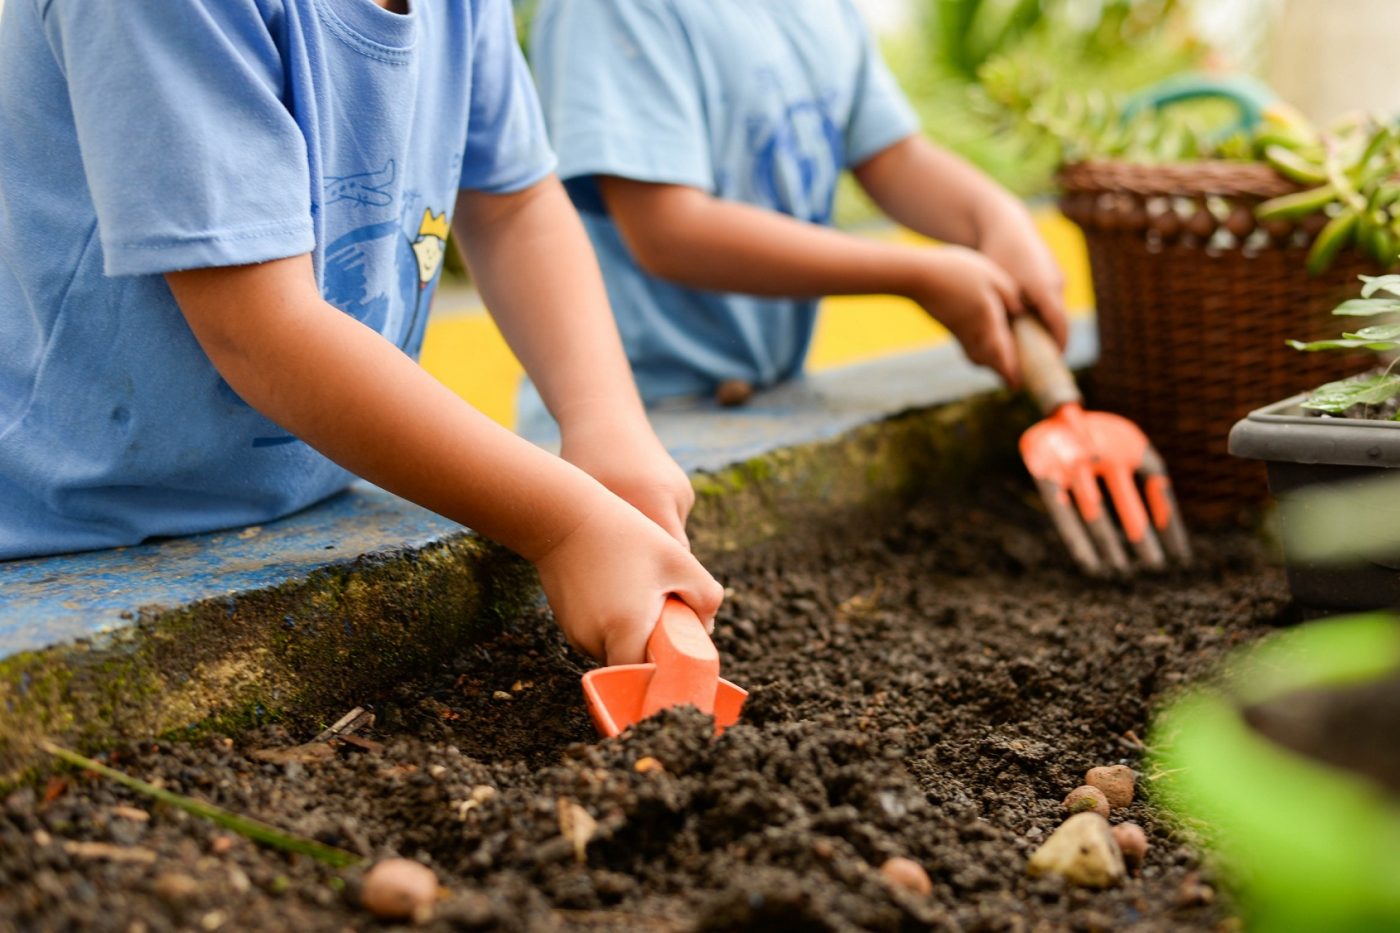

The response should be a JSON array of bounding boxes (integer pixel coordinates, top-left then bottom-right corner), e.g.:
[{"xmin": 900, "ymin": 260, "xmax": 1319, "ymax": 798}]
[
  {"xmin": 0, "ymin": 482, "xmax": 1289, "ymax": 932},
  {"xmin": 1244, "ymin": 670, "xmax": 1400, "ymax": 798}
]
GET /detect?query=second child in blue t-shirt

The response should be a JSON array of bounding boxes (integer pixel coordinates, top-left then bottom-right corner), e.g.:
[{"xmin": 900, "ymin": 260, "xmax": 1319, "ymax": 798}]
[{"xmin": 528, "ymin": 0, "xmax": 1070, "ymax": 419}]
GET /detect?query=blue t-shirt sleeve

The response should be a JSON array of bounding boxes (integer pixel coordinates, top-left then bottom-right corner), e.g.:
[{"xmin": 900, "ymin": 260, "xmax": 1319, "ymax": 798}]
[
  {"xmin": 530, "ymin": 0, "xmax": 711, "ymax": 190},
  {"xmin": 39, "ymin": 0, "xmax": 315, "ymax": 277},
  {"xmin": 842, "ymin": 3, "xmax": 920, "ymax": 167},
  {"xmin": 459, "ymin": 0, "xmax": 557, "ymax": 193}
]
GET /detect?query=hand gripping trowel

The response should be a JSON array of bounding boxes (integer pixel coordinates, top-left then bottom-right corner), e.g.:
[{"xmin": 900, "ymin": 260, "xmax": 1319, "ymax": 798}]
[{"xmin": 581, "ymin": 597, "xmax": 747, "ymax": 737}]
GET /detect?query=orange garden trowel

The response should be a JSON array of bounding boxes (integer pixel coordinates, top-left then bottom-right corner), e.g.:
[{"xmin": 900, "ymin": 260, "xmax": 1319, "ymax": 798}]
[
  {"xmin": 582, "ymin": 597, "xmax": 747, "ymax": 737},
  {"xmin": 1014, "ymin": 315, "xmax": 1193, "ymax": 576}
]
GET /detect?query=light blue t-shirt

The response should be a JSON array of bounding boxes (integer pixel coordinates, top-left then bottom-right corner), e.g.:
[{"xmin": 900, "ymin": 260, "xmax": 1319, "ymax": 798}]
[
  {"xmin": 529, "ymin": 0, "xmax": 919, "ymax": 404},
  {"xmin": 0, "ymin": 0, "xmax": 554, "ymax": 560}
]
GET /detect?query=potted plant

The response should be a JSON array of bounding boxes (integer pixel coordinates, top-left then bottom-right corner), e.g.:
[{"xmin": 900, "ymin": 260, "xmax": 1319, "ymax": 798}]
[
  {"xmin": 1151, "ymin": 612, "xmax": 1400, "ymax": 933},
  {"xmin": 978, "ymin": 65, "xmax": 1395, "ymax": 523},
  {"xmin": 1229, "ymin": 273, "xmax": 1400, "ymax": 611}
]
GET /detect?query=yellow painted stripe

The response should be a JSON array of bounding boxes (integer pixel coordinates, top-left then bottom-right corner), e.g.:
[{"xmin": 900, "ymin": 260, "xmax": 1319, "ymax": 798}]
[
  {"xmin": 420, "ymin": 207, "xmax": 1093, "ymax": 427},
  {"xmin": 418, "ymin": 313, "xmax": 525, "ymax": 429}
]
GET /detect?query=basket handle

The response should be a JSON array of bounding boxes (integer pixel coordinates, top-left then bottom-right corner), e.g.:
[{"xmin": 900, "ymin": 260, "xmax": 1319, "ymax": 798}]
[{"xmin": 1122, "ymin": 73, "xmax": 1277, "ymax": 136}]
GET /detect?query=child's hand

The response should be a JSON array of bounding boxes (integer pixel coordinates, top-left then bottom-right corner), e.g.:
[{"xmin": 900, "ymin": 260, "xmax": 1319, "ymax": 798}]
[
  {"xmin": 908, "ymin": 245, "xmax": 1025, "ymax": 384},
  {"xmin": 533, "ymin": 491, "xmax": 724, "ymax": 665},
  {"xmin": 977, "ymin": 216, "xmax": 1069, "ymax": 348},
  {"xmin": 560, "ymin": 418, "xmax": 695, "ymax": 547}
]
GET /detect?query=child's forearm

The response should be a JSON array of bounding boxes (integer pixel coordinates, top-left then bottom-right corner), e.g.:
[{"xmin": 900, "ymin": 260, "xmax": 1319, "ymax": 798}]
[
  {"xmin": 598, "ymin": 177, "xmax": 938, "ymax": 300},
  {"xmin": 165, "ymin": 256, "xmax": 610, "ymax": 562},
  {"xmin": 852, "ymin": 135, "xmax": 1034, "ymax": 248},
  {"xmin": 451, "ymin": 179, "xmax": 646, "ymax": 433}
]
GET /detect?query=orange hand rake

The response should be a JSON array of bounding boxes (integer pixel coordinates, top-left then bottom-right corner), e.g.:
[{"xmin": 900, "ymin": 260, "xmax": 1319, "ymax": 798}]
[
  {"xmin": 1014, "ymin": 315, "xmax": 1192, "ymax": 576},
  {"xmin": 581, "ymin": 598, "xmax": 747, "ymax": 737}
]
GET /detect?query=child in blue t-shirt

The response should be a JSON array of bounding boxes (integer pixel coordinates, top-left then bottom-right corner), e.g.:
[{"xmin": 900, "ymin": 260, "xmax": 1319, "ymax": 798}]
[
  {"xmin": 527, "ymin": 0, "xmax": 1069, "ymax": 416},
  {"xmin": 0, "ymin": 0, "xmax": 721, "ymax": 666}
]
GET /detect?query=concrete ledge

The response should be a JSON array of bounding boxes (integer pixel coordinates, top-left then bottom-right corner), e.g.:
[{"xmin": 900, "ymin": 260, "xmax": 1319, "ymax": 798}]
[{"xmin": 0, "ymin": 322, "xmax": 1095, "ymax": 785}]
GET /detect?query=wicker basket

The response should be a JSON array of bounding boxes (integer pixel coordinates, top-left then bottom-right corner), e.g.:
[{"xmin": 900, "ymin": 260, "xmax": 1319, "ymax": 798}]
[{"xmin": 1059, "ymin": 159, "xmax": 1377, "ymax": 526}]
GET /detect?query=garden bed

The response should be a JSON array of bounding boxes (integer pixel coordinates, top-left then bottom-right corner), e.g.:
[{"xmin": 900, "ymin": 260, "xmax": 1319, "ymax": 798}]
[{"xmin": 0, "ymin": 481, "xmax": 1289, "ymax": 932}]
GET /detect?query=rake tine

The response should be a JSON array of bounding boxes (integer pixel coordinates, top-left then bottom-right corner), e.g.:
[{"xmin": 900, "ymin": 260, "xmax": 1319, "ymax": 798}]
[
  {"xmin": 1069, "ymin": 463, "xmax": 1130, "ymax": 576},
  {"xmin": 1139, "ymin": 447, "xmax": 1194, "ymax": 565},
  {"xmin": 1034, "ymin": 478, "xmax": 1105, "ymax": 576},
  {"xmin": 1104, "ymin": 465, "xmax": 1167, "ymax": 571}
]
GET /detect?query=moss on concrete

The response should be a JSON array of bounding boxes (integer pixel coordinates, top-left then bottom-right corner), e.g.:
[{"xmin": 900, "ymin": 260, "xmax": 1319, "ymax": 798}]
[
  {"xmin": 688, "ymin": 392, "xmax": 1037, "ymax": 558},
  {"xmin": 0, "ymin": 389, "xmax": 1036, "ymax": 787},
  {"xmin": 0, "ymin": 536, "xmax": 534, "ymax": 786}
]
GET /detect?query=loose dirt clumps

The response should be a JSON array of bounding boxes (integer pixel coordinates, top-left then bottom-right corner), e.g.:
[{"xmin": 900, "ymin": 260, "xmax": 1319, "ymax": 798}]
[{"xmin": 0, "ymin": 482, "xmax": 1289, "ymax": 931}]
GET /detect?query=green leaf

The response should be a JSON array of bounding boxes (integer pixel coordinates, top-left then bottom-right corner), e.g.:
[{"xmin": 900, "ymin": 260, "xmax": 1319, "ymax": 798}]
[
  {"xmin": 1332, "ymin": 298, "xmax": 1400, "ymax": 316},
  {"xmin": 40, "ymin": 741, "xmax": 362, "ymax": 867},
  {"xmin": 1344, "ymin": 323, "xmax": 1400, "ymax": 341},
  {"xmin": 1301, "ymin": 373, "xmax": 1400, "ymax": 413},
  {"xmin": 1359, "ymin": 274, "xmax": 1400, "ymax": 298},
  {"xmin": 1288, "ymin": 338, "xmax": 1400, "ymax": 352}
]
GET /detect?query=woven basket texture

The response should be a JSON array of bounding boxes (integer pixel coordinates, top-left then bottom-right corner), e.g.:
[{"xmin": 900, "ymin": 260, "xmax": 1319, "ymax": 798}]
[{"xmin": 1060, "ymin": 160, "xmax": 1377, "ymax": 525}]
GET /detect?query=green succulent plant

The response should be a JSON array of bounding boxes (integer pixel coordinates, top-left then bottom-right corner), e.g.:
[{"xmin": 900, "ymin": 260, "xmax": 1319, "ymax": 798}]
[{"xmin": 1290, "ymin": 274, "xmax": 1400, "ymax": 417}]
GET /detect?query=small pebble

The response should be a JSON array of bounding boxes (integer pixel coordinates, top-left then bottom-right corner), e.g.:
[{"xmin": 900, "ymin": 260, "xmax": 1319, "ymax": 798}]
[
  {"xmin": 209, "ymin": 835, "xmax": 235, "ymax": 855},
  {"xmin": 879, "ymin": 856, "xmax": 933, "ymax": 896},
  {"xmin": 492, "ymin": 691, "xmax": 512, "ymax": 701},
  {"xmin": 152, "ymin": 872, "xmax": 201, "ymax": 905},
  {"xmin": 715, "ymin": 379, "xmax": 754, "ymax": 407},
  {"xmin": 111, "ymin": 806, "xmax": 150, "ymax": 822},
  {"xmin": 1085, "ymin": 765, "xmax": 1135, "ymax": 809},
  {"xmin": 428, "ymin": 764, "xmax": 448, "ymax": 780},
  {"xmin": 1176, "ymin": 871, "xmax": 1215, "ymax": 907},
  {"xmin": 1112, "ymin": 822, "xmax": 1149, "ymax": 870},
  {"xmin": 1064, "ymin": 785, "xmax": 1110, "ymax": 819},
  {"xmin": 227, "ymin": 867, "xmax": 252, "ymax": 895},
  {"xmin": 633, "ymin": 756, "xmax": 665, "ymax": 775},
  {"xmin": 361, "ymin": 858, "xmax": 438, "ymax": 921}
]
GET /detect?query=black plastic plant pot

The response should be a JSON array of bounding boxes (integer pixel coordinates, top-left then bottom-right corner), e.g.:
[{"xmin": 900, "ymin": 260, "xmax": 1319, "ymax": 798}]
[
  {"xmin": 1151, "ymin": 614, "xmax": 1400, "ymax": 932},
  {"xmin": 1230, "ymin": 393, "xmax": 1400, "ymax": 613}
]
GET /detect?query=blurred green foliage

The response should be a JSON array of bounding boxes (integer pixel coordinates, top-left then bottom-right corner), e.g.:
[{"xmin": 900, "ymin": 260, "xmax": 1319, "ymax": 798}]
[{"xmin": 873, "ymin": 0, "xmax": 1207, "ymax": 202}]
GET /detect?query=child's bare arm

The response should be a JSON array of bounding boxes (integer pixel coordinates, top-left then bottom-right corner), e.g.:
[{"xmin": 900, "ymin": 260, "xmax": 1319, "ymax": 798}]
[
  {"xmin": 598, "ymin": 177, "xmax": 1029, "ymax": 383},
  {"xmin": 451, "ymin": 179, "xmax": 695, "ymax": 545},
  {"xmin": 164, "ymin": 255, "xmax": 721, "ymax": 664},
  {"xmin": 852, "ymin": 136, "xmax": 1068, "ymax": 347}
]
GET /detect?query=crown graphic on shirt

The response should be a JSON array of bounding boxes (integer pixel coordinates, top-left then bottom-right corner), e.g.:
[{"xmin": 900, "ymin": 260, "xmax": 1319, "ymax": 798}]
[{"xmin": 417, "ymin": 208, "xmax": 449, "ymax": 240}]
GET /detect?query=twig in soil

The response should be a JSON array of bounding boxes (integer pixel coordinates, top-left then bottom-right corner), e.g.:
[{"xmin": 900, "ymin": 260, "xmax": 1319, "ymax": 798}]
[
  {"xmin": 552, "ymin": 909, "xmax": 680, "ymax": 930},
  {"xmin": 1116, "ymin": 730, "xmax": 1154, "ymax": 752},
  {"xmin": 39, "ymin": 741, "xmax": 363, "ymax": 868},
  {"xmin": 62, "ymin": 841, "xmax": 158, "ymax": 863},
  {"xmin": 312, "ymin": 706, "xmax": 375, "ymax": 744}
]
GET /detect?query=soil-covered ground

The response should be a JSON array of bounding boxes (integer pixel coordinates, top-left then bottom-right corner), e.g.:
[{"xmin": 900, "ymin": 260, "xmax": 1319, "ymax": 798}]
[{"xmin": 0, "ymin": 482, "xmax": 1290, "ymax": 932}]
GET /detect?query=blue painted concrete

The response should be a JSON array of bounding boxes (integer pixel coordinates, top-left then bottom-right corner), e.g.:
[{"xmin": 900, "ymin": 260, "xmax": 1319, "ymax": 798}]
[
  {"xmin": 0, "ymin": 488, "xmax": 463, "ymax": 658},
  {"xmin": 656, "ymin": 318, "xmax": 1098, "ymax": 474},
  {"xmin": 0, "ymin": 318, "xmax": 1096, "ymax": 661}
]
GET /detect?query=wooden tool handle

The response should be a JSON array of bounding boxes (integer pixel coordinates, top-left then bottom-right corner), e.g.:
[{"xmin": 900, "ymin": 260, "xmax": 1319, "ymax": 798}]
[{"xmin": 1013, "ymin": 314, "xmax": 1081, "ymax": 414}]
